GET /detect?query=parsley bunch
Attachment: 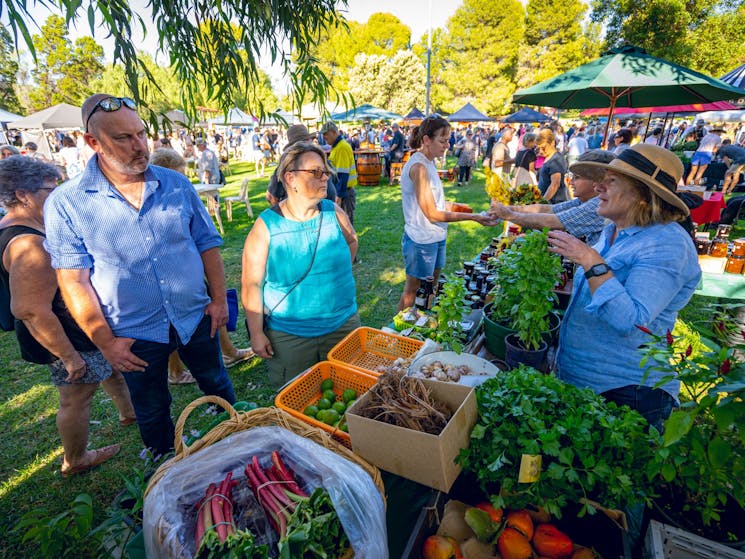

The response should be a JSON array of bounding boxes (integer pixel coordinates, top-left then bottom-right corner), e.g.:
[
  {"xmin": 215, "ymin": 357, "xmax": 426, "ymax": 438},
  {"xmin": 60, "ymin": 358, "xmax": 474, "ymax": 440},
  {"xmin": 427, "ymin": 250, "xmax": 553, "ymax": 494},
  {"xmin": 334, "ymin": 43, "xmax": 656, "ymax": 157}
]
[{"xmin": 457, "ymin": 366, "xmax": 659, "ymax": 517}]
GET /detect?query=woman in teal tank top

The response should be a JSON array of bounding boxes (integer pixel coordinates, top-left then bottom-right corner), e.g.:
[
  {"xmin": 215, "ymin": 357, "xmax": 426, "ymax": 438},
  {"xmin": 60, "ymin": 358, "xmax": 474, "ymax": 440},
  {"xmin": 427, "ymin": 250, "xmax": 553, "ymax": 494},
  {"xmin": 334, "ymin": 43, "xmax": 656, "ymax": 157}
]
[{"xmin": 242, "ymin": 143, "xmax": 360, "ymax": 388}]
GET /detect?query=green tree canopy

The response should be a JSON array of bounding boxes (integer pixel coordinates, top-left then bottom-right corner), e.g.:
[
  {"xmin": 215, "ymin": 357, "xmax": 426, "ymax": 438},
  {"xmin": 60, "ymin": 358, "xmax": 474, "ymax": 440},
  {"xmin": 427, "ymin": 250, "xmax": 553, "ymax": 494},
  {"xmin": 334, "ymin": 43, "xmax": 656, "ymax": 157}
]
[
  {"xmin": 347, "ymin": 50, "xmax": 425, "ymax": 115},
  {"xmin": 2, "ymin": 0, "xmax": 348, "ymax": 125},
  {"xmin": 313, "ymin": 12, "xmax": 411, "ymax": 90},
  {"xmin": 516, "ymin": 0, "xmax": 600, "ymax": 89},
  {"xmin": 91, "ymin": 54, "xmax": 181, "ymax": 115},
  {"xmin": 590, "ymin": 0, "xmax": 745, "ymax": 74},
  {"xmin": 413, "ymin": 28, "xmax": 450, "ymax": 113},
  {"xmin": 440, "ymin": 0, "xmax": 526, "ymax": 115},
  {"xmin": 28, "ymin": 15, "xmax": 103, "ymax": 110},
  {"xmin": 0, "ymin": 25, "xmax": 21, "ymax": 113}
]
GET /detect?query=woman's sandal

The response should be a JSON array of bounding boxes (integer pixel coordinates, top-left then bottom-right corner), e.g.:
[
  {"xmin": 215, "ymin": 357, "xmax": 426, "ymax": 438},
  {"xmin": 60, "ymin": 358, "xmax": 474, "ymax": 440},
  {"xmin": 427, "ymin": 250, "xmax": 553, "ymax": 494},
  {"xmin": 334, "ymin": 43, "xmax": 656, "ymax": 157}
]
[
  {"xmin": 61, "ymin": 444, "xmax": 121, "ymax": 478},
  {"xmin": 168, "ymin": 370, "xmax": 196, "ymax": 385},
  {"xmin": 223, "ymin": 348, "xmax": 256, "ymax": 368}
]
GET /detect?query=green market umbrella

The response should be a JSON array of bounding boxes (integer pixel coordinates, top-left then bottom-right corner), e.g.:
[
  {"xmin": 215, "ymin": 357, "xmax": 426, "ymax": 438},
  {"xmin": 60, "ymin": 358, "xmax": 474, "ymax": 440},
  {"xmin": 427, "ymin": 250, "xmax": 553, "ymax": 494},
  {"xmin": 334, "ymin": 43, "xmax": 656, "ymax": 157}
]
[
  {"xmin": 512, "ymin": 45, "xmax": 745, "ymax": 141},
  {"xmin": 329, "ymin": 104, "xmax": 402, "ymax": 122}
]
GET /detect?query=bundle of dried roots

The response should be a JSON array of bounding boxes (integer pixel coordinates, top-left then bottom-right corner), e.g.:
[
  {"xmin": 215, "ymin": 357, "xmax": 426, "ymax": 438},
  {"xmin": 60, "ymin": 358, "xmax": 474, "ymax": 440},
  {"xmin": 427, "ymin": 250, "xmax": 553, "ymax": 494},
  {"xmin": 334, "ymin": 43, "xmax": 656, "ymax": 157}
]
[{"xmin": 356, "ymin": 371, "xmax": 452, "ymax": 434}]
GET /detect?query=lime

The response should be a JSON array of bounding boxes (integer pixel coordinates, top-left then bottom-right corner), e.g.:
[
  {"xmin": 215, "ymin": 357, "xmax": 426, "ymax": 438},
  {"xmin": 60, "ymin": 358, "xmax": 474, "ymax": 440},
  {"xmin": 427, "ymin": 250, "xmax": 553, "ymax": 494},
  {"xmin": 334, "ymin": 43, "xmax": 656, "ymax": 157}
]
[
  {"xmin": 321, "ymin": 409, "xmax": 339, "ymax": 425},
  {"xmin": 331, "ymin": 401, "xmax": 347, "ymax": 414},
  {"xmin": 339, "ymin": 422, "xmax": 349, "ymax": 433},
  {"xmin": 342, "ymin": 388, "xmax": 357, "ymax": 403},
  {"xmin": 346, "ymin": 399, "xmax": 357, "ymax": 410},
  {"xmin": 303, "ymin": 405, "xmax": 319, "ymax": 418},
  {"xmin": 320, "ymin": 378, "xmax": 334, "ymax": 392},
  {"xmin": 316, "ymin": 398, "xmax": 332, "ymax": 410},
  {"xmin": 322, "ymin": 389, "xmax": 337, "ymax": 402}
]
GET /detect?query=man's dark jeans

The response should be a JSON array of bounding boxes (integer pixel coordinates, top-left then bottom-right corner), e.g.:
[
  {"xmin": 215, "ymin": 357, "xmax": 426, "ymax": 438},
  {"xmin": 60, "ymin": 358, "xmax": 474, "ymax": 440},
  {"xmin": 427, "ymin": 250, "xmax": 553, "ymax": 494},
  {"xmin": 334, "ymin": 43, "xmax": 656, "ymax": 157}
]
[
  {"xmin": 600, "ymin": 384, "xmax": 676, "ymax": 433},
  {"xmin": 122, "ymin": 314, "xmax": 235, "ymax": 456}
]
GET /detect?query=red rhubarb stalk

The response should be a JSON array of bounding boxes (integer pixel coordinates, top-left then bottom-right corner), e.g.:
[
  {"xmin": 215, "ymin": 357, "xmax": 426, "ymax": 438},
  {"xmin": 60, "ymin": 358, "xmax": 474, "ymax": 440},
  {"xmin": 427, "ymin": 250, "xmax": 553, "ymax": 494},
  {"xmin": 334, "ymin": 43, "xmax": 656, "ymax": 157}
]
[
  {"xmin": 197, "ymin": 483, "xmax": 216, "ymax": 548},
  {"xmin": 271, "ymin": 451, "xmax": 309, "ymax": 497},
  {"xmin": 211, "ymin": 478, "xmax": 227, "ymax": 543},
  {"xmin": 222, "ymin": 477, "xmax": 236, "ymax": 536},
  {"xmin": 245, "ymin": 461, "xmax": 282, "ymax": 534},
  {"xmin": 270, "ymin": 451, "xmax": 308, "ymax": 497},
  {"xmin": 251, "ymin": 456, "xmax": 295, "ymax": 510},
  {"xmin": 217, "ymin": 472, "xmax": 234, "ymax": 540},
  {"xmin": 195, "ymin": 494, "xmax": 206, "ymax": 548}
]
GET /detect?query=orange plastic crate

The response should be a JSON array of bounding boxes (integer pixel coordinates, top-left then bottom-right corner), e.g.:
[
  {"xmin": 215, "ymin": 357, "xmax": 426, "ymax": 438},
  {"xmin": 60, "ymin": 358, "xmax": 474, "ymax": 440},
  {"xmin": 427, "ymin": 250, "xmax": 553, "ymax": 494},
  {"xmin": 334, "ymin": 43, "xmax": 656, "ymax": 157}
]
[
  {"xmin": 327, "ymin": 326, "xmax": 424, "ymax": 375},
  {"xmin": 275, "ymin": 361, "xmax": 378, "ymax": 448}
]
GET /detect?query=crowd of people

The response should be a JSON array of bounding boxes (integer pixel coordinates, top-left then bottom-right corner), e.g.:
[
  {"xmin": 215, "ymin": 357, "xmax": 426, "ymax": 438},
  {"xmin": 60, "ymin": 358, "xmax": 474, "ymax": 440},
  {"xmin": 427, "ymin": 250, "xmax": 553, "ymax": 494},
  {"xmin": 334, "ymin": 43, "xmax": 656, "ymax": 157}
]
[{"xmin": 1, "ymin": 91, "xmax": 744, "ymax": 478}]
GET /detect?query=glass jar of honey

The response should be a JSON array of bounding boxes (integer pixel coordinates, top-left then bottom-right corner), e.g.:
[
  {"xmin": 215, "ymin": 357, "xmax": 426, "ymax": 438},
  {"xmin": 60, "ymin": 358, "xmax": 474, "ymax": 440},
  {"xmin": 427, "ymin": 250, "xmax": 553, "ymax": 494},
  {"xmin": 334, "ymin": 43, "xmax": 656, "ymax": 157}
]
[
  {"xmin": 725, "ymin": 256, "xmax": 745, "ymax": 274},
  {"xmin": 732, "ymin": 239, "xmax": 745, "ymax": 258},
  {"xmin": 709, "ymin": 239, "xmax": 729, "ymax": 258}
]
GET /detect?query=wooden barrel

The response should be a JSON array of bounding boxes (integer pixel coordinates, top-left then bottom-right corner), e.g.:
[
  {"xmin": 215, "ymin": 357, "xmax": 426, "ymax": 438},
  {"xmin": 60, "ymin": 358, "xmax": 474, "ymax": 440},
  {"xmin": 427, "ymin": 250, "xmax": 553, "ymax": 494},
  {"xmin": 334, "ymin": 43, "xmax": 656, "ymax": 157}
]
[{"xmin": 356, "ymin": 152, "xmax": 382, "ymax": 186}]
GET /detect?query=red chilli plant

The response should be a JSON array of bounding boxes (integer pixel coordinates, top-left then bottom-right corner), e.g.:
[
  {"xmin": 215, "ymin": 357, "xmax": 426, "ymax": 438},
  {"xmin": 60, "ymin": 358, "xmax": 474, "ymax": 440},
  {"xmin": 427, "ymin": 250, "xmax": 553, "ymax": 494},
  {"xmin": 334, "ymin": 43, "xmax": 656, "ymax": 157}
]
[{"xmin": 638, "ymin": 314, "xmax": 745, "ymax": 529}]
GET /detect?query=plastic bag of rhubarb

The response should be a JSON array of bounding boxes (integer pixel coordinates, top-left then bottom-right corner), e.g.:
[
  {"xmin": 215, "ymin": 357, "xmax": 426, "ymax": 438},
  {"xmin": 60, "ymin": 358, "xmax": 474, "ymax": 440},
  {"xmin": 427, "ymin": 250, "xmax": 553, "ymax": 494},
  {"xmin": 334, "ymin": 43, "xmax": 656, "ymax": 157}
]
[{"xmin": 143, "ymin": 427, "xmax": 388, "ymax": 558}]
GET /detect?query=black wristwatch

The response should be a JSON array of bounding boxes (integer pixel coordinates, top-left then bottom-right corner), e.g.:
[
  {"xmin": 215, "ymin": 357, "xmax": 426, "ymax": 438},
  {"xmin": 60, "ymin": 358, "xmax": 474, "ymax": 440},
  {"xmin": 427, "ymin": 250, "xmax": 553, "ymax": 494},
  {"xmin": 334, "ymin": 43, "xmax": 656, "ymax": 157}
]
[{"xmin": 584, "ymin": 263, "xmax": 611, "ymax": 279}]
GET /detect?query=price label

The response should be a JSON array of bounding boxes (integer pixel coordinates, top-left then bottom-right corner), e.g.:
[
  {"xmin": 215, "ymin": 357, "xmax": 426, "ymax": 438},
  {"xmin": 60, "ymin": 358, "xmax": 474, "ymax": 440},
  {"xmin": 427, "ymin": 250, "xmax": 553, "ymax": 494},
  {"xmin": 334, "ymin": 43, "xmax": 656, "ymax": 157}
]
[{"xmin": 518, "ymin": 454, "xmax": 542, "ymax": 483}]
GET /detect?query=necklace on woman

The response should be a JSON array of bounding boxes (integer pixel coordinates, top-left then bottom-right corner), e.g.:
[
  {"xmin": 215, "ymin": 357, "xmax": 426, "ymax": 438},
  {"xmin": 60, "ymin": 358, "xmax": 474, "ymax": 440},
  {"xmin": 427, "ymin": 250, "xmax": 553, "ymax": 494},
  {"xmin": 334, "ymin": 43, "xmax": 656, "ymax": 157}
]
[{"xmin": 282, "ymin": 200, "xmax": 317, "ymax": 222}]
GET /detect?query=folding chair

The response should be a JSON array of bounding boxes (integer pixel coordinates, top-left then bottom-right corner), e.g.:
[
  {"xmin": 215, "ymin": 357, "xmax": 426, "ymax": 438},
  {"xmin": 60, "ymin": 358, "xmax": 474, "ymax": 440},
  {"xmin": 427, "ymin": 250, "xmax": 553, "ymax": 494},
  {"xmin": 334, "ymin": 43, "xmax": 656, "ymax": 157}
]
[
  {"xmin": 224, "ymin": 178, "xmax": 253, "ymax": 221},
  {"xmin": 389, "ymin": 162, "xmax": 404, "ymax": 185}
]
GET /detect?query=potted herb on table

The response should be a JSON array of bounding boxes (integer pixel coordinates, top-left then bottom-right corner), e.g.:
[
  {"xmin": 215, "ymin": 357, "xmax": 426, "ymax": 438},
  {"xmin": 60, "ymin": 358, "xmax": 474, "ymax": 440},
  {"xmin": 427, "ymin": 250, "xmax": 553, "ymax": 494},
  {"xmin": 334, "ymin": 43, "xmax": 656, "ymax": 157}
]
[
  {"xmin": 638, "ymin": 312, "xmax": 745, "ymax": 548},
  {"xmin": 483, "ymin": 229, "xmax": 563, "ymax": 368}
]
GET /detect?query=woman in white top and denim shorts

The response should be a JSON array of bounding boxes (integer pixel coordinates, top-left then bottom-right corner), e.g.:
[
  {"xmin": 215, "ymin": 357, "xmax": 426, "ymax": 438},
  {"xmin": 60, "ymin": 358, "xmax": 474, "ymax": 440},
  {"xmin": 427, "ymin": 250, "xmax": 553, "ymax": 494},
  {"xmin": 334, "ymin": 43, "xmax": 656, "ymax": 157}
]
[{"xmin": 397, "ymin": 115, "xmax": 496, "ymax": 310}]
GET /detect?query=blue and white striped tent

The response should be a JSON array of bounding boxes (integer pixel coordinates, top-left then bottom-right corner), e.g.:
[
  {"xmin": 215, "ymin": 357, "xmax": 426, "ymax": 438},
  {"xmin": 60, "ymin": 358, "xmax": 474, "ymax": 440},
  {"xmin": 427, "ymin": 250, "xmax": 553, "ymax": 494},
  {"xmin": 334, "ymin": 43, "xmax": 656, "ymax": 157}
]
[{"xmin": 721, "ymin": 63, "xmax": 745, "ymax": 90}]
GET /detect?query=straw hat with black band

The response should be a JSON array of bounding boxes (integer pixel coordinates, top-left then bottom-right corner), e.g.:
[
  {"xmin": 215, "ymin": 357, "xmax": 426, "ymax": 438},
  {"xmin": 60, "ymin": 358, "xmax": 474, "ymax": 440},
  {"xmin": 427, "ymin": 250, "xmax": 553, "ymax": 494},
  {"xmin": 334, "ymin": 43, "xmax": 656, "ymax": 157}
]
[{"xmin": 569, "ymin": 143, "xmax": 689, "ymax": 216}]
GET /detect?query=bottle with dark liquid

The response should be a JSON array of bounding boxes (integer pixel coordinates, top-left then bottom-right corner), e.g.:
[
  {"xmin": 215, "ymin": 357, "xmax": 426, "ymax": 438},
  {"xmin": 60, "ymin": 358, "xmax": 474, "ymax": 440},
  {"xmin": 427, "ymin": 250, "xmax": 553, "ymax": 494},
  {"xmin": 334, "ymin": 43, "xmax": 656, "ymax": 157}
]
[{"xmin": 415, "ymin": 276, "xmax": 435, "ymax": 310}]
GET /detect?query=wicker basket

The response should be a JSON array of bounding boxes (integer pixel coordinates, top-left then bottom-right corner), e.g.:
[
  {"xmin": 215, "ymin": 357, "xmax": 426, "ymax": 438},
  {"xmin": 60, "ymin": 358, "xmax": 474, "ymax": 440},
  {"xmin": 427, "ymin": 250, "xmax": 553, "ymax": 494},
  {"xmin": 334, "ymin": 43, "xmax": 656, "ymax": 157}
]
[
  {"xmin": 327, "ymin": 326, "xmax": 424, "ymax": 374},
  {"xmin": 274, "ymin": 361, "xmax": 378, "ymax": 448},
  {"xmin": 145, "ymin": 396, "xmax": 384, "ymax": 500}
]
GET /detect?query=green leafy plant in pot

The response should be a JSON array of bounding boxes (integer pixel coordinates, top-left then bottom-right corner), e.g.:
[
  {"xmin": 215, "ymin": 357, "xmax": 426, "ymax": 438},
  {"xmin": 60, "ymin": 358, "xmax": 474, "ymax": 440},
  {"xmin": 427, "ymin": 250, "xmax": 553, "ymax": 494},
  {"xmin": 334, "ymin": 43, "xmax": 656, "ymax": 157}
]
[
  {"xmin": 431, "ymin": 275, "xmax": 468, "ymax": 353},
  {"xmin": 486, "ymin": 229, "xmax": 563, "ymax": 367},
  {"xmin": 638, "ymin": 310, "xmax": 745, "ymax": 544},
  {"xmin": 456, "ymin": 365, "xmax": 659, "ymax": 518}
]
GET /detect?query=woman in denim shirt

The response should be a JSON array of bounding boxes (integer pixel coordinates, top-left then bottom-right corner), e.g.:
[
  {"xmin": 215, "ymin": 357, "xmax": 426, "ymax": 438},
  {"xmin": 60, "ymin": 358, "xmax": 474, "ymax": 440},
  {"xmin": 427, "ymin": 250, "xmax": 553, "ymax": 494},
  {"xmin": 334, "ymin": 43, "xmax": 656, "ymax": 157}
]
[{"xmin": 547, "ymin": 144, "xmax": 701, "ymax": 432}]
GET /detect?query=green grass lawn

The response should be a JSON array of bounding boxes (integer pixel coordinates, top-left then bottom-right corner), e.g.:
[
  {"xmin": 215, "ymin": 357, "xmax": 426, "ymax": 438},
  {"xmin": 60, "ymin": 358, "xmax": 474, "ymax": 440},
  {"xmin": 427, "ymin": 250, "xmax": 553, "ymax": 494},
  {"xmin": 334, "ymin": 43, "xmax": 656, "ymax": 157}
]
[
  {"xmin": 0, "ymin": 158, "xmax": 730, "ymax": 557},
  {"xmin": 0, "ymin": 158, "xmax": 497, "ymax": 557}
]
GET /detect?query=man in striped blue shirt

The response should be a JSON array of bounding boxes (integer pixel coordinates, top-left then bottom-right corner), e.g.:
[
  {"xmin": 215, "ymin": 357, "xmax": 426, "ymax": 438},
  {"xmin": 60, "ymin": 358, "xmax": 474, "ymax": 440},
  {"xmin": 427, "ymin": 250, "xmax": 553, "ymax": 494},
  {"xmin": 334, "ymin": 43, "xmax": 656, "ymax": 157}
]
[{"xmin": 44, "ymin": 93, "xmax": 235, "ymax": 457}]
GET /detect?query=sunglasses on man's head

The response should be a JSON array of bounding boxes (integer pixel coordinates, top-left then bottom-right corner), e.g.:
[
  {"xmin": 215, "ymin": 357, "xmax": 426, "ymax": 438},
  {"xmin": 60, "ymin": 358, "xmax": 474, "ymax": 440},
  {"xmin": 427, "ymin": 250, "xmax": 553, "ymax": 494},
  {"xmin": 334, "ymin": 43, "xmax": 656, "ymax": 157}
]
[{"xmin": 85, "ymin": 97, "xmax": 137, "ymax": 131}]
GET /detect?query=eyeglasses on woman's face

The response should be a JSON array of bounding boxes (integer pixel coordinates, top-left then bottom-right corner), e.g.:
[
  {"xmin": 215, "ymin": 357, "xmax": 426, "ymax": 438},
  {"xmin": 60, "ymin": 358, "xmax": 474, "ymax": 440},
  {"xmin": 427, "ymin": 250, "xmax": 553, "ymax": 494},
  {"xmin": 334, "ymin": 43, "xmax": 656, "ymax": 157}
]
[{"xmin": 289, "ymin": 168, "xmax": 331, "ymax": 179}]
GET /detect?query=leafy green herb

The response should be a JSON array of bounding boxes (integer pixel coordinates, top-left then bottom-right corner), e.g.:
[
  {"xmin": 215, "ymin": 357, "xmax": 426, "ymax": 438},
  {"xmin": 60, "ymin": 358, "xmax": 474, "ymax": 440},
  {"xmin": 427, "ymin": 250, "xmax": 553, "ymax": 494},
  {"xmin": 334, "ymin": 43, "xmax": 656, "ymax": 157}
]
[
  {"xmin": 432, "ymin": 275, "xmax": 468, "ymax": 353},
  {"xmin": 487, "ymin": 229, "xmax": 562, "ymax": 350},
  {"xmin": 457, "ymin": 366, "xmax": 659, "ymax": 518},
  {"xmin": 197, "ymin": 529, "xmax": 270, "ymax": 559},
  {"xmin": 278, "ymin": 487, "xmax": 350, "ymax": 559}
]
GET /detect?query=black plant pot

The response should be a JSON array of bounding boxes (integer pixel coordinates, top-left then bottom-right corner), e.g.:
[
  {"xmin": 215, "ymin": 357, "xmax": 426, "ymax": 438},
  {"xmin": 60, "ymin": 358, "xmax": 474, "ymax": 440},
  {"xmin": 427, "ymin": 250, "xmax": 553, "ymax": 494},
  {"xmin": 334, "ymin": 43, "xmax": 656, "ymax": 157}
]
[
  {"xmin": 541, "ymin": 311, "xmax": 562, "ymax": 347},
  {"xmin": 504, "ymin": 333, "xmax": 549, "ymax": 371}
]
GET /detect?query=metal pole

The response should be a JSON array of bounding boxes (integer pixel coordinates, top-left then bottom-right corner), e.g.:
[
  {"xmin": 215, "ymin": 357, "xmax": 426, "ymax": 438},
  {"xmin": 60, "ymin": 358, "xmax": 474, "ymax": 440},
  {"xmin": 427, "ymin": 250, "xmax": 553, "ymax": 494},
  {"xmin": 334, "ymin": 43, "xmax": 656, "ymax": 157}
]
[{"xmin": 425, "ymin": 0, "xmax": 432, "ymax": 115}]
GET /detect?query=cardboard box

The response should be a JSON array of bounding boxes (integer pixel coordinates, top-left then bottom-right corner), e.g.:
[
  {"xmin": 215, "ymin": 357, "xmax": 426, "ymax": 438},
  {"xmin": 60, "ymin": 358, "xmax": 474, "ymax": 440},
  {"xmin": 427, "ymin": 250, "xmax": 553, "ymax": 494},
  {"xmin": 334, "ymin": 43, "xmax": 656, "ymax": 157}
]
[
  {"xmin": 346, "ymin": 379, "xmax": 477, "ymax": 492},
  {"xmin": 402, "ymin": 492, "xmax": 632, "ymax": 559}
]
